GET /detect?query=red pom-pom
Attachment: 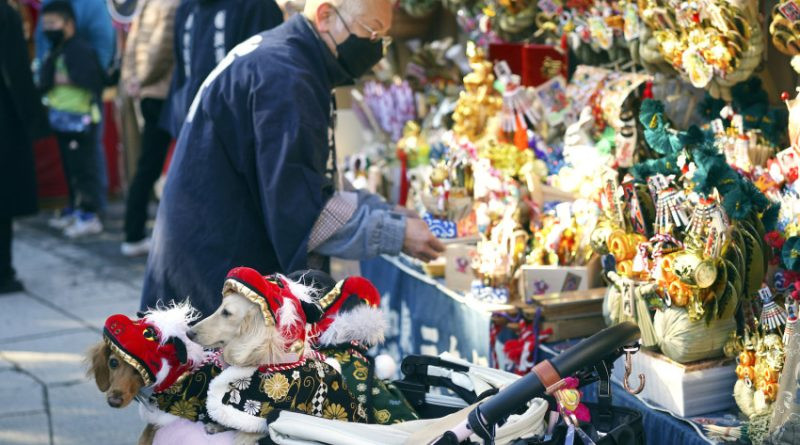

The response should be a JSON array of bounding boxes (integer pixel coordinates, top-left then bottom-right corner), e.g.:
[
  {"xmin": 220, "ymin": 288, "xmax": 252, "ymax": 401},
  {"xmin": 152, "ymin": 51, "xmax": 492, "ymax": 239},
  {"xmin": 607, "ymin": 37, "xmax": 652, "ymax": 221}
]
[
  {"xmin": 788, "ymin": 168, "xmax": 799, "ymax": 184},
  {"xmin": 643, "ymin": 81, "xmax": 654, "ymax": 99},
  {"xmin": 765, "ymin": 231, "xmax": 786, "ymax": 250},
  {"xmin": 503, "ymin": 338, "xmax": 524, "ymax": 364},
  {"xmin": 782, "ymin": 91, "xmax": 791, "ymax": 102}
]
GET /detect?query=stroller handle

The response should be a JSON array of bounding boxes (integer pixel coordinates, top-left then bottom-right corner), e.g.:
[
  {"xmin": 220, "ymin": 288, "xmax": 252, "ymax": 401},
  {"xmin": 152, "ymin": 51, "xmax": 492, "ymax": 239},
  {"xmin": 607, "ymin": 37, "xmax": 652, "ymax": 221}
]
[{"xmin": 465, "ymin": 322, "xmax": 641, "ymax": 440}]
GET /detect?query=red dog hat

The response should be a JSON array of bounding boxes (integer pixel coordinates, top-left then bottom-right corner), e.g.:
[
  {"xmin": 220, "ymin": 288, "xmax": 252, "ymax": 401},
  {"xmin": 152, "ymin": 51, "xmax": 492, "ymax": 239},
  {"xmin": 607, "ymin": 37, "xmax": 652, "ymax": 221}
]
[
  {"xmin": 103, "ymin": 315, "xmax": 193, "ymax": 392},
  {"xmin": 311, "ymin": 277, "xmax": 385, "ymax": 347},
  {"xmin": 222, "ymin": 267, "xmax": 307, "ymax": 360}
]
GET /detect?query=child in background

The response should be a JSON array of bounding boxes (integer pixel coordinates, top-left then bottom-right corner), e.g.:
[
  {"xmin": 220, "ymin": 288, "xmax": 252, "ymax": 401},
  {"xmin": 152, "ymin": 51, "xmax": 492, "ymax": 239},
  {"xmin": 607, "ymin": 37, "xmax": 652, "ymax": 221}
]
[{"xmin": 40, "ymin": 1, "xmax": 104, "ymax": 238}]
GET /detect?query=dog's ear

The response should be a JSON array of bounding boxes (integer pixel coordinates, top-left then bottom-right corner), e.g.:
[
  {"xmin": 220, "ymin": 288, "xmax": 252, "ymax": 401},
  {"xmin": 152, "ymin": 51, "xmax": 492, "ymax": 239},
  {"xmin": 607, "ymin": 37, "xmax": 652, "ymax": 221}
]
[
  {"xmin": 166, "ymin": 337, "xmax": 188, "ymax": 364},
  {"xmin": 86, "ymin": 342, "xmax": 111, "ymax": 392},
  {"xmin": 228, "ymin": 305, "xmax": 271, "ymax": 367},
  {"xmin": 237, "ymin": 303, "xmax": 260, "ymax": 337}
]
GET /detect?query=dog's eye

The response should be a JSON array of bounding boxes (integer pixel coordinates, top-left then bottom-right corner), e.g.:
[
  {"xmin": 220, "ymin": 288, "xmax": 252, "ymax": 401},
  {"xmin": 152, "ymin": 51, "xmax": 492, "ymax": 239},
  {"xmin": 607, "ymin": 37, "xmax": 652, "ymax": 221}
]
[
  {"xmin": 221, "ymin": 309, "xmax": 231, "ymax": 317},
  {"xmin": 109, "ymin": 358, "xmax": 119, "ymax": 369}
]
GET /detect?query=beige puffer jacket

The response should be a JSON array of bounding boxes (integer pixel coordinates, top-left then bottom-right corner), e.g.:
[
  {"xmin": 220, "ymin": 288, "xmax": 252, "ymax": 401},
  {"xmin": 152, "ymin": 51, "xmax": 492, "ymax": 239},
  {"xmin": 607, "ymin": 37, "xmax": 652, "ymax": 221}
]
[{"xmin": 121, "ymin": 0, "xmax": 180, "ymax": 100}]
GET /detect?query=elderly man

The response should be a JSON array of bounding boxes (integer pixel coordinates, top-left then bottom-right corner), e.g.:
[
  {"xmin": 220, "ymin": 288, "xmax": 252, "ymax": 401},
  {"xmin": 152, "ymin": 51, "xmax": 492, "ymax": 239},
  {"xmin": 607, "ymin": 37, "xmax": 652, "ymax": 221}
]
[{"xmin": 141, "ymin": 0, "xmax": 444, "ymax": 316}]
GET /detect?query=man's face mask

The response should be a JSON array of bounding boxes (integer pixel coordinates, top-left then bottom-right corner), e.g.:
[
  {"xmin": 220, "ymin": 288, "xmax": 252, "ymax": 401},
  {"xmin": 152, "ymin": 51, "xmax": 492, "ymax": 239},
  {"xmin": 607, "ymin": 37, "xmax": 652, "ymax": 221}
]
[
  {"xmin": 328, "ymin": 7, "xmax": 388, "ymax": 82},
  {"xmin": 44, "ymin": 29, "xmax": 65, "ymax": 46},
  {"xmin": 42, "ymin": 15, "xmax": 67, "ymax": 46}
]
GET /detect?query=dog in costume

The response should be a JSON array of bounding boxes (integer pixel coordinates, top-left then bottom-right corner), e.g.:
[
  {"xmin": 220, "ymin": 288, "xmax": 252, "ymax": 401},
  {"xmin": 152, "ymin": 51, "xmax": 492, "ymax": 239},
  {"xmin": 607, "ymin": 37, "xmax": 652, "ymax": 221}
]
[
  {"xmin": 185, "ymin": 267, "xmax": 367, "ymax": 444},
  {"xmin": 89, "ymin": 303, "xmax": 234, "ymax": 445},
  {"xmin": 293, "ymin": 270, "xmax": 420, "ymax": 424}
]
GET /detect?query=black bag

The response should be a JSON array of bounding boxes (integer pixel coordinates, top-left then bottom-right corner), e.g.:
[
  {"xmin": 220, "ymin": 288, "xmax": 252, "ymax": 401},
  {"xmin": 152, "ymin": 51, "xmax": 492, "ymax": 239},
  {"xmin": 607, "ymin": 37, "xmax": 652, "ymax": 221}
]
[{"xmin": 516, "ymin": 403, "xmax": 644, "ymax": 445}]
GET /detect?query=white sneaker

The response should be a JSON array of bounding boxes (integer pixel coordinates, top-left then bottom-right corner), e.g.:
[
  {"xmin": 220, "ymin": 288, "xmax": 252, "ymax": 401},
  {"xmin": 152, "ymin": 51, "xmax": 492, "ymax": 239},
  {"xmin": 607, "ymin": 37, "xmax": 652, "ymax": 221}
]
[
  {"xmin": 64, "ymin": 213, "xmax": 103, "ymax": 238},
  {"xmin": 121, "ymin": 238, "xmax": 151, "ymax": 257},
  {"xmin": 48, "ymin": 208, "xmax": 76, "ymax": 229}
]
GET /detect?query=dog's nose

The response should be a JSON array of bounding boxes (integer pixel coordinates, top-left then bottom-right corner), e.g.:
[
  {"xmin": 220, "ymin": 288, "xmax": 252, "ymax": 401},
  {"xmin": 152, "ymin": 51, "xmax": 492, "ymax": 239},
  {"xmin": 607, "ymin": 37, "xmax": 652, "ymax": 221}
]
[
  {"xmin": 107, "ymin": 395, "xmax": 123, "ymax": 408},
  {"xmin": 186, "ymin": 329, "xmax": 197, "ymax": 341}
]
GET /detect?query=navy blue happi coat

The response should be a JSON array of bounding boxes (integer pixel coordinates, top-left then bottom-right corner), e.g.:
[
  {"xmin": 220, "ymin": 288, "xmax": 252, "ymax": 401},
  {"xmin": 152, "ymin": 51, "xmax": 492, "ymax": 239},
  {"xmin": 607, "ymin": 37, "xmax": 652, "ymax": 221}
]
[{"xmin": 141, "ymin": 15, "xmax": 349, "ymax": 316}]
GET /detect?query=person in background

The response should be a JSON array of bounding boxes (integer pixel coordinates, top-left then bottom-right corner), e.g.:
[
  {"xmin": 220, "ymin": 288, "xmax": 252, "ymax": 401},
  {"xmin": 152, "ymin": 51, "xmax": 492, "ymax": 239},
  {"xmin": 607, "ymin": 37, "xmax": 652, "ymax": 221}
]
[
  {"xmin": 0, "ymin": 0, "xmax": 47, "ymax": 293},
  {"xmin": 277, "ymin": 0, "xmax": 305, "ymax": 17},
  {"xmin": 140, "ymin": 0, "xmax": 444, "ymax": 317},
  {"xmin": 36, "ymin": 0, "xmax": 115, "ymax": 227},
  {"xmin": 161, "ymin": 0, "xmax": 284, "ymax": 138},
  {"xmin": 39, "ymin": 1, "xmax": 105, "ymax": 238},
  {"xmin": 119, "ymin": 0, "xmax": 180, "ymax": 257}
]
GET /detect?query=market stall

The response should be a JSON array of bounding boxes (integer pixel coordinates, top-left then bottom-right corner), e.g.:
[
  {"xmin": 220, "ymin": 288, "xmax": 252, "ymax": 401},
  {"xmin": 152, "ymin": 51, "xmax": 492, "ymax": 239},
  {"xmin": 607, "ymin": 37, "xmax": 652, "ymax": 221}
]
[{"xmin": 337, "ymin": 0, "xmax": 800, "ymax": 443}]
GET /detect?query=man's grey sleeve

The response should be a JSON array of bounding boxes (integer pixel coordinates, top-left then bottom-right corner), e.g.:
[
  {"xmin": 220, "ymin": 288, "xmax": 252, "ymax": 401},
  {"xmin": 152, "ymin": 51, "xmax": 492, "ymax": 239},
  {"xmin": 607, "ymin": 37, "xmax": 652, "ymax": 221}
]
[{"xmin": 311, "ymin": 205, "xmax": 406, "ymax": 260}]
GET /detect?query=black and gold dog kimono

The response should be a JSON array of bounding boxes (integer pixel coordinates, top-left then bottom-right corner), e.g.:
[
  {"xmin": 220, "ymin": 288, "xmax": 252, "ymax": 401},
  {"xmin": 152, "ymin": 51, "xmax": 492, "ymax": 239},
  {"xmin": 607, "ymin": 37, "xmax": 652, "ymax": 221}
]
[
  {"xmin": 204, "ymin": 358, "xmax": 367, "ymax": 434},
  {"xmin": 321, "ymin": 343, "xmax": 419, "ymax": 424},
  {"xmin": 147, "ymin": 362, "xmax": 222, "ymax": 424}
]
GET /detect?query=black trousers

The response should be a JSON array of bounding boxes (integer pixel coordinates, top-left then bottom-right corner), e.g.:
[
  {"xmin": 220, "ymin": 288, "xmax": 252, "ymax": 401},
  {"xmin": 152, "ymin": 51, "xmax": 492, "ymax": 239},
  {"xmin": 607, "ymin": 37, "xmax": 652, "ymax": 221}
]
[
  {"xmin": 55, "ymin": 125, "xmax": 101, "ymax": 214},
  {"xmin": 124, "ymin": 98, "xmax": 171, "ymax": 243},
  {"xmin": 0, "ymin": 217, "xmax": 11, "ymax": 281}
]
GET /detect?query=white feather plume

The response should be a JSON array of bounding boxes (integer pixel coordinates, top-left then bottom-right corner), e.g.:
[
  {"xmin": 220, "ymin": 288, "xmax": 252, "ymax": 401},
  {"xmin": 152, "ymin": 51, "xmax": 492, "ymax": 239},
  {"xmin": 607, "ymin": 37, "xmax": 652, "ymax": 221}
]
[
  {"xmin": 143, "ymin": 300, "xmax": 206, "ymax": 365},
  {"xmin": 276, "ymin": 298, "xmax": 303, "ymax": 340},
  {"xmin": 280, "ymin": 273, "xmax": 316, "ymax": 303},
  {"xmin": 318, "ymin": 305, "xmax": 387, "ymax": 347}
]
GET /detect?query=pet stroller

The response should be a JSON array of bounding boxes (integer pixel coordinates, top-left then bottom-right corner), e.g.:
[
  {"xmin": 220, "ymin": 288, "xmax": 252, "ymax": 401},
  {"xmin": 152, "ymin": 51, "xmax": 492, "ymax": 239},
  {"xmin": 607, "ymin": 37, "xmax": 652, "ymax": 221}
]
[{"xmin": 261, "ymin": 322, "xmax": 645, "ymax": 445}]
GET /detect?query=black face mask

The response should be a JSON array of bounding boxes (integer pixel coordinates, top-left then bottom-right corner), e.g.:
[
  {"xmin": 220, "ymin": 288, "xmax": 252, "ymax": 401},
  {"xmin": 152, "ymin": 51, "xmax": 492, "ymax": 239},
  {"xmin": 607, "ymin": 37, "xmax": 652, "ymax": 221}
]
[
  {"xmin": 44, "ymin": 29, "xmax": 65, "ymax": 46},
  {"xmin": 334, "ymin": 34, "xmax": 383, "ymax": 81},
  {"xmin": 328, "ymin": 8, "xmax": 384, "ymax": 82}
]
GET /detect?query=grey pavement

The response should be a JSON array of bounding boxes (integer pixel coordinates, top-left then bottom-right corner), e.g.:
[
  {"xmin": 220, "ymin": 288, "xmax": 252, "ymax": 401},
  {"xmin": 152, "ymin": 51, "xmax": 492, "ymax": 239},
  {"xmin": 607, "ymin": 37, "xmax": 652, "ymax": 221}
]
[{"xmin": 1, "ymin": 203, "xmax": 149, "ymax": 445}]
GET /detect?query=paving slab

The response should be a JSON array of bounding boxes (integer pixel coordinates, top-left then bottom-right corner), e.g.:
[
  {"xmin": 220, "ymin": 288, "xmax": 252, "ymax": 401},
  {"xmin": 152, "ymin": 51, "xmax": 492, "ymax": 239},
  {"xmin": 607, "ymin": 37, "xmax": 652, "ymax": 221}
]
[
  {"xmin": 0, "ymin": 330, "xmax": 99, "ymax": 385},
  {"xmin": 24, "ymin": 278, "xmax": 140, "ymax": 317},
  {"xmin": 0, "ymin": 369, "xmax": 45, "ymax": 418},
  {"xmin": 0, "ymin": 294, "xmax": 84, "ymax": 343},
  {"xmin": 50, "ymin": 380, "xmax": 141, "ymax": 445},
  {"xmin": 63, "ymin": 296, "xmax": 140, "ymax": 331},
  {"xmin": 0, "ymin": 412, "xmax": 49, "ymax": 445},
  {"xmin": 11, "ymin": 241, "xmax": 67, "ymax": 273}
]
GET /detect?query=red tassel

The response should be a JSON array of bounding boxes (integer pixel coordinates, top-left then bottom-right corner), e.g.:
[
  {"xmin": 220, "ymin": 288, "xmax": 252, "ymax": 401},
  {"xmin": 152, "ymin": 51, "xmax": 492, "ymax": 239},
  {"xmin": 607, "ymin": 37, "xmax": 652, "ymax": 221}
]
[
  {"xmin": 514, "ymin": 115, "xmax": 528, "ymax": 150},
  {"xmin": 397, "ymin": 149, "xmax": 409, "ymax": 206}
]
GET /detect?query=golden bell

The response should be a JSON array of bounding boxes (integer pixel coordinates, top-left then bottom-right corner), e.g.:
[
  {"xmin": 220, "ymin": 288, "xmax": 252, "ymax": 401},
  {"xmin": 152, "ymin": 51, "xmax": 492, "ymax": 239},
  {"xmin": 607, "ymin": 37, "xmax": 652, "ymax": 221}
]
[
  {"xmin": 738, "ymin": 350, "xmax": 755, "ymax": 367},
  {"xmin": 763, "ymin": 383, "xmax": 779, "ymax": 402},
  {"xmin": 658, "ymin": 253, "xmax": 677, "ymax": 275},
  {"xmin": 607, "ymin": 230, "xmax": 646, "ymax": 262},
  {"xmin": 672, "ymin": 251, "xmax": 717, "ymax": 288},
  {"xmin": 736, "ymin": 364, "xmax": 755, "ymax": 381},
  {"xmin": 667, "ymin": 280, "xmax": 690, "ymax": 307},
  {"xmin": 762, "ymin": 367, "xmax": 779, "ymax": 383},
  {"xmin": 616, "ymin": 260, "xmax": 634, "ymax": 277}
]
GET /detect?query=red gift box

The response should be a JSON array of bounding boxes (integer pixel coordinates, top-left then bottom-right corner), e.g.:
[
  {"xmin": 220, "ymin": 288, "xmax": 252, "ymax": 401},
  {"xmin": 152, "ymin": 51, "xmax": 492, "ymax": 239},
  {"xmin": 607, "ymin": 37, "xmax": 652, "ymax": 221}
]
[{"xmin": 488, "ymin": 43, "xmax": 568, "ymax": 87}]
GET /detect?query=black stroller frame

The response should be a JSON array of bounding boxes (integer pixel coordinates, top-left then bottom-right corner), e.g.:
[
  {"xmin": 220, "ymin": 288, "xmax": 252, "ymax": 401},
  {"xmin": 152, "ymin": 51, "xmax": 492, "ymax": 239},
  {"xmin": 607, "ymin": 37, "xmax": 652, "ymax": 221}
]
[{"xmin": 392, "ymin": 322, "xmax": 645, "ymax": 444}]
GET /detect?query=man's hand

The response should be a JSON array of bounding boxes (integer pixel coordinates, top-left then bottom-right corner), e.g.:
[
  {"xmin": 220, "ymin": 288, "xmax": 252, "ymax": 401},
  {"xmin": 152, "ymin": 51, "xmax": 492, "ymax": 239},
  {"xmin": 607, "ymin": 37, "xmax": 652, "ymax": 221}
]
[
  {"xmin": 403, "ymin": 218, "xmax": 446, "ymax": 263},
  {"xmin": 125, "ymin": 77, "xmax": 140, "ymax": 98}
]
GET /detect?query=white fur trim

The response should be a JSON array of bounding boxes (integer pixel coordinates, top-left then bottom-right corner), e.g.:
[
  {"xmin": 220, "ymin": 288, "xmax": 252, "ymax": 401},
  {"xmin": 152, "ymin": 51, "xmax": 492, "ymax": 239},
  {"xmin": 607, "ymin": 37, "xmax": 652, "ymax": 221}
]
[
  {"xmin": 153, "ymin": 418, "xmax": 236, "ymax": 445},
  {"xmin": 374, "ymin": 354, "xmax": 397, "ymax": 380},
  {"xmin": 280, "ymin": 274, "xmax": 315, "ymax": 303},
  {"xmin": 318, "ymin": 305, "xmax": 386, "ymax": 347},
  {"xmin": 324, "ymin": 357, "xmax": 342, "ymax": 374},
  {"xmin": 139, "ymin": 401, "xmax": 182, "ymax": 428},
  {"xmin": 207, "ymin": 366, "xmax": 269, "ymax": 433},
  {"xmin": 143, "ymin": 300, "xmax": 207, "ymax": 365},
  {"xmin": 154, "ymin": 358, "xmax": 171, "ymax": 387}
]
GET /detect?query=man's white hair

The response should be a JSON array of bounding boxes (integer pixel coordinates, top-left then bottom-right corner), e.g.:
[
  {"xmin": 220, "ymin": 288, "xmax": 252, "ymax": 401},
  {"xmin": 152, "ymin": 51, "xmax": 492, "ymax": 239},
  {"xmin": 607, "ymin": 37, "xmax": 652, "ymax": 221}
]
[{"xmin": 303, "ymin": 0, "xmax": 364, "ymax": 18}]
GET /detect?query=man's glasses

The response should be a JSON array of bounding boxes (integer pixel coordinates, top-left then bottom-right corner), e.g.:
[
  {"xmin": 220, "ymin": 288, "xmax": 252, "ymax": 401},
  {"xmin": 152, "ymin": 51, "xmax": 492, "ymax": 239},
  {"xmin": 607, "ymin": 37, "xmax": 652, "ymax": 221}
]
[{"xmin": 332, "ymin": 7, "xmax": 393, "ymax": 54}]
